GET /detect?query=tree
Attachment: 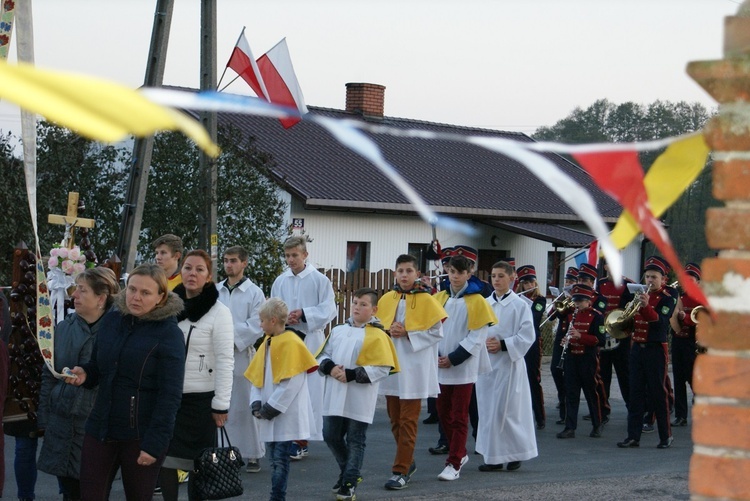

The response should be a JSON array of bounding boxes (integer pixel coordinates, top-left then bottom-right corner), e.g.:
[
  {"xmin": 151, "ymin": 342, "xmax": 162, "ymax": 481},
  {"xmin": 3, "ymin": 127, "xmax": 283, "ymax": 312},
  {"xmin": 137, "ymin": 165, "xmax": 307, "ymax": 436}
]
[
  {"xmin": 142, "ymin": 124, "xmax": 288, "ymax": 294},
  {"xmin": 0, "ymin": 123, "xmax": 128, "ymax": 286},
  {"xmin": 533, "ymin": 99, "xmax": 718, "ymax": 265}
]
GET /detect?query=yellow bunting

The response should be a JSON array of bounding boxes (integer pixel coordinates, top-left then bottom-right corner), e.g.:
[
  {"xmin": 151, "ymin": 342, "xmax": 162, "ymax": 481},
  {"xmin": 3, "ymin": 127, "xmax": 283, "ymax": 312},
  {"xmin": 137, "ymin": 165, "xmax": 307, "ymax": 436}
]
[
  {"xmin": 610, "ymin": 133, "xmax": 710, "ymax": 249},
  {"xmin": 0, "ymin": 60, "xmax": 220, "ymax": 156}
]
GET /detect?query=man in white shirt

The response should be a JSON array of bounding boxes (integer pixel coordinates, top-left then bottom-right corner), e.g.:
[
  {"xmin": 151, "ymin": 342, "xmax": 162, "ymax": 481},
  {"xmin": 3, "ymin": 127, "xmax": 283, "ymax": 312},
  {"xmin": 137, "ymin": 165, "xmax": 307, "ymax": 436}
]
[{"xmin": 217, "ymin": 246, "xmax": 266, "ymax": 472}]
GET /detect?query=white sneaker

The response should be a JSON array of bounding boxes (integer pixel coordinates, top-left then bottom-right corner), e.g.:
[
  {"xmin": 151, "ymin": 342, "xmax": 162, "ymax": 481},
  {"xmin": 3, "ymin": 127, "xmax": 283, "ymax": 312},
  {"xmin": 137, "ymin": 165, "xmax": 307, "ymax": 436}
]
[
  {"xmin": 438, "ymin": 464, "xmax": 460, "ymax": 481},
  {"xmin": 460, "ymin": 455, "xmax": 469, "ymax": 467}
]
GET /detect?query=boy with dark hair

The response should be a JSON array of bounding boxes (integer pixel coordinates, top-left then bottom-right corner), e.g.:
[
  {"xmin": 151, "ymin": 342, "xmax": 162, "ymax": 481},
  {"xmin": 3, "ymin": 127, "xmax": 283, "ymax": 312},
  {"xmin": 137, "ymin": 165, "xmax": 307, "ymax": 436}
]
[
  {"xmin": 433, "ymin": 255, "xmax": 496, "ymax": 481},
  {"xmin": 378, "ymin": 255, "xmax": 447, "ymax": 490},
  {"xmin": 317, "ymin": 288, "xmax": 399, "ymax": 501}
]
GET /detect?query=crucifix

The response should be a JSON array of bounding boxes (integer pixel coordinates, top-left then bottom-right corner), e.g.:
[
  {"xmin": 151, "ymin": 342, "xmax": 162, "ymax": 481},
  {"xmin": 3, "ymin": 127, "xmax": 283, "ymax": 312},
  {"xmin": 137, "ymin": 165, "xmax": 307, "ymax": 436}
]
[{"xmin": 47, "ymin": 192, "xmax": 96, "ymax": 248}]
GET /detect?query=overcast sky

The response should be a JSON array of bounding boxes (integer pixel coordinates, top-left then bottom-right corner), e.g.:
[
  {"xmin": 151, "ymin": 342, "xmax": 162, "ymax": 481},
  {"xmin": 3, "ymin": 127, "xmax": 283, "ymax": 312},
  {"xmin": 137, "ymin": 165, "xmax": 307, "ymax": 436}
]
[{"xmin": 0, "ymin": 0, "xmax": 740, "ymax": 137}]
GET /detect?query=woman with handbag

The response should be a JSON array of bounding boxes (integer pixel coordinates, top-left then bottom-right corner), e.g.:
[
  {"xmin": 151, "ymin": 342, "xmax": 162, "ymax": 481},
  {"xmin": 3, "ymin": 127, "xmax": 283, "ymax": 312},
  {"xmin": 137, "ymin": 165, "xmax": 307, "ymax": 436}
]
[
  {"xmin": 38, "ymin": 268, "xmax": 120, "ymax": 501},
  {"xmin": 69, "ymin": 264, "xmax": 186, "ymax": 501},
  {"xmin": 159, "ymin": 249, "xmax": 234, "ymax": 501}
]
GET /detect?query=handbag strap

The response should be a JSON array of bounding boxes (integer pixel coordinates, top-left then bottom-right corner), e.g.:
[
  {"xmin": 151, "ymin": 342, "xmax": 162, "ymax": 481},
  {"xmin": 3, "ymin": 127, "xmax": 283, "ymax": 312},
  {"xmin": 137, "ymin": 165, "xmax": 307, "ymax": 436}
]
[{"xmin": 218, "ymin": 426, "xmax": 233, "ymax": 448}]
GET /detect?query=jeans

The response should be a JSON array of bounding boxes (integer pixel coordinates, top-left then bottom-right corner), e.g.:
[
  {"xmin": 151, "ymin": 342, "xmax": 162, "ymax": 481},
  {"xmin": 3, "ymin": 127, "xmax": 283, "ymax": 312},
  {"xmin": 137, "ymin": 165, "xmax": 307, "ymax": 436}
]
[
  {"xmin": 323, "ymin": 416, "xmax": 368, "ymax": 485},
  {"xmin": 268, "ymin": 441, "xmax": 292, "ymax": 501},
  {"xmin": 15, "ymin": 436, "xmax": 38, "ymax": 500}
]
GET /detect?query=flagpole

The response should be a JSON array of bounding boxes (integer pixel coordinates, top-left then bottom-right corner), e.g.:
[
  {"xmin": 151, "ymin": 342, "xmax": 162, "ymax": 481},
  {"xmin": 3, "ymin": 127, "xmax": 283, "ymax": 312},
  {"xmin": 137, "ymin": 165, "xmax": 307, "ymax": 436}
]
[
  {"xmin": 217, "ymin": 74, "xmax": 241, "ymax": 93},
  {"xmin": 216, "ymin": 26, "xmax": 245, "ymax": 91}
]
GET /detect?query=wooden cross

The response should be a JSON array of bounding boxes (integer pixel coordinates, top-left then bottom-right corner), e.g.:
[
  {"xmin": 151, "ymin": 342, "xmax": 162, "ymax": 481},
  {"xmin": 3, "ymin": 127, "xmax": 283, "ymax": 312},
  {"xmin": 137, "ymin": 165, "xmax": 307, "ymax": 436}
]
[{"xmin": 47, "ymin": 192, "xmax": 96, "ymax": 249}]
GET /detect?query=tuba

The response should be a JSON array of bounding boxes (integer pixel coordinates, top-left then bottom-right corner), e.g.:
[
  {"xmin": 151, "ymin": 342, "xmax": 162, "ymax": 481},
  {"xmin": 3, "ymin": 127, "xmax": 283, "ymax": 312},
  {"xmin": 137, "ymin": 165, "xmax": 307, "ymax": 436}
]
[{"xmin": 605, "ymin": 285, "xmax": 650, "ymax": 339}]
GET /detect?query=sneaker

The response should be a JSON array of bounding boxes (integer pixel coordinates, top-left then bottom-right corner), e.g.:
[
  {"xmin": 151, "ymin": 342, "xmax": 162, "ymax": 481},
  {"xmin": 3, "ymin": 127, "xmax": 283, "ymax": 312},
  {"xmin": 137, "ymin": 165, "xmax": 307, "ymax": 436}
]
[
  {"xmin": 153, "ymin": 486, "xmax": 162, "ymax": 496},
  {"xmin": 617, "ymin": 437, "xmax": 640, "ymax": 448},
  {"xmin": 460, "ymin": 455, "xmax": 469, "ymax": 467},
  {"xmin": 657, "ymin": 436, "xmax": 674, "ymax": 449},
  {"xmin": 672, "ymin": 417, "xmax": 688, "ymax": 427},
  {"xmin": 407, "ymin": 461, "xmax": 417, "ymax": 477},
  {"xmin": 384, "ymin": 474, "xmax": 410, "ymax": 490},
  {"xmin": 428, "ymin": 444, "xmax": 449, "ymax": 455},
  {"xmin": 336, "ymin": 482, "xmax": 356, "ymax": 501},
  {"xmin": 642, "ymin": 423, "xmax": 655, "ymax": 433},
  {"xmin": 556, "ymin": 428, "xmax": 575, "ymax": 439},
  {"xmin": 245, "ymin": 459, "xmax": 261, "ymax": 473},
  {"xmin": 177, "ymin": 470, "xmax": 189, "ymax": 483},
  {"xmin": 334, "ymin": 476, "xmax": 363, "ymax": 493},
  {"xmin": 289, "ymin": 443, "xmax": 309, "ymax": 460},
  {"xmin": 438, "ymin": 464, "xmax": 460, "ymax": 481}
]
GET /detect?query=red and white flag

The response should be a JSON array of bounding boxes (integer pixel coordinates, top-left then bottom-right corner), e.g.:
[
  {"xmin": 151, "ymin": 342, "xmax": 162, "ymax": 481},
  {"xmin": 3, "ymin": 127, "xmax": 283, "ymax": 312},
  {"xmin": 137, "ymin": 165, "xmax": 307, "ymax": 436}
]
[
  {"xmin": 226, "ymin": 32, "xmax": 307, "ymax": 128},
  {"xmin": 587, "ymin": 239, "xmax": 598, "ymax": 267}
]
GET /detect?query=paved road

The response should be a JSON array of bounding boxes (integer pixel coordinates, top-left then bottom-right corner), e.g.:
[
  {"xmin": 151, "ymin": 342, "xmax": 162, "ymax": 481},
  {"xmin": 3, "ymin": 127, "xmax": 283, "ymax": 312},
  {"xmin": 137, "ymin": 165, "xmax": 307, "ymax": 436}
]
[{"xmin": 4, "ymin": 357, "xmax": 692, "ymax": 500}]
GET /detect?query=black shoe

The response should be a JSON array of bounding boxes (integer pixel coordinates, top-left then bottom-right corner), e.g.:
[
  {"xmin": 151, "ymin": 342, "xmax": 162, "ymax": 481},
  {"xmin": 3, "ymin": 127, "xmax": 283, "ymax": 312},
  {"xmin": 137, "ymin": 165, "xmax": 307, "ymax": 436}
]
[
  {"xmin": 429, "ymin": 444, "xmax": 449, "ymax": 455},
  {"xmin": 642, "ymin": 423, "xmax": 655, "ymax": 433},
  {"xmin": 536, "ymin": 421, "xmax": 546, "ymax": 430},
  {"xmin": 657, "ymin": 436, "xmax": 674, "ymax": 449},
  {"xmin": 617, "ymin": 438, "xmax": 640, "ymax": 448},
  {"xmin": 556, "ymin": 429, "xmax": 575, "ymax": 439},
  {"xmin": 506, "ymin": 461, "xmax": 521, "ymax": 471},
  {"xmin": 555, "ymin": 418, "xmax": 565, "ymax": 425},
  {"xmin": 602, "ymin": 415, "xmax": 610, "ymax": 425},
  {"xmin": 422, "ymin": 414, "xmax": 439, "ymax": 424},
  {"xmin": 582, "ymin": 414, "xmax": 591, "ymax": 421},
  {"xmin": 478, "ymin": 463, "xmax": 504, "ymax": 472},
  {"xmin": 672, "ymin": 417, "xmax": 688, "ymax": 427},
  {"xmin": 589, "ymin": 426, "xmax": 603, "ymax": 438}
]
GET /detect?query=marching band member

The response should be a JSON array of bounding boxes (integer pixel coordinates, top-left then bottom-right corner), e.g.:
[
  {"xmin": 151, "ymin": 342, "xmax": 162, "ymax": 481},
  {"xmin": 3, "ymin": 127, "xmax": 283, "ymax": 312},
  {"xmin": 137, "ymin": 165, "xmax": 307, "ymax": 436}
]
[
  {"xmin": 556, "ymin": 284, "xmax": 605, "ymax": 439},
  {"xmin": 597, "ymin": 257, "xmax": 635, "ymax": 411},
  {"xmin": 550, "ymin": 267, "xmax": 578, "ymax": 425},
  {"xmin": 515, "ymin": 265, "xmax": 546, "ymax": 430},
  {"xmin": 618, "ymin": 256, "xmax": 677, "ymax": 449},
  {"xmin": 669, "ymin": 262, "xmax": 702, "ymax": 427}
]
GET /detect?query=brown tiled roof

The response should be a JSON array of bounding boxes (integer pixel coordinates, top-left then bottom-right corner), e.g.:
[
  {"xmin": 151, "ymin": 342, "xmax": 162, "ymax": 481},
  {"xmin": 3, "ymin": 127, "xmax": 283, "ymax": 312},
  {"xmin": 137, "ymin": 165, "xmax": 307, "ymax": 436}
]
[{"xmin": 219, "ymin": 106, "xmax": 621, "ymax": 223}]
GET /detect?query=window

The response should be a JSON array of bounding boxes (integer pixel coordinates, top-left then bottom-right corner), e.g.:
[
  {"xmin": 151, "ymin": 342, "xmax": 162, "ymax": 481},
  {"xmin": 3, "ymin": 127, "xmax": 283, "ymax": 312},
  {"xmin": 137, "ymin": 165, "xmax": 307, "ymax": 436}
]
[
  {"xmin": 547, "ymin": 250, "xmax": 564, "ymax": 292},
  {"xmin": 346, "ymin": 242, "xmax": 370, "ymax": 272},
  {"xmin": 408, "ymin": 243, "xmax": 431, "ymax": 272}
]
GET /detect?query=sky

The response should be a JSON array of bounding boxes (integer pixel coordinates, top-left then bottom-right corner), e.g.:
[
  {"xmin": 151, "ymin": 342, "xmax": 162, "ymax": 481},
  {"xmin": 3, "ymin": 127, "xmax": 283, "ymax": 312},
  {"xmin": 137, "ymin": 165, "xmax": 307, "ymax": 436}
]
[{"xmin": 0, "ymin": 0, "xmax": 741, "ymax": 138}]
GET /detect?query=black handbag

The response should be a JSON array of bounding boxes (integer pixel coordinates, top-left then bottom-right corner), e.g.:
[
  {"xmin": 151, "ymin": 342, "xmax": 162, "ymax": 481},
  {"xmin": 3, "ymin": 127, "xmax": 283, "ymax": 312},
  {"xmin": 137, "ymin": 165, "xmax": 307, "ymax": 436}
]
[{"xmin": 192, "ymin": 426, "xmax": 245, "ymax": 500}]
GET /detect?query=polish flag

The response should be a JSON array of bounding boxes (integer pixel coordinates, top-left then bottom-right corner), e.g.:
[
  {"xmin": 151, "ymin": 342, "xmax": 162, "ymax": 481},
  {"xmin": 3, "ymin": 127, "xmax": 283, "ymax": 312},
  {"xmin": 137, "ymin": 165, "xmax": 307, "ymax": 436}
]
[{"xmin": 226, "ymin": 33, "xmax": 307, "ymax": 128}]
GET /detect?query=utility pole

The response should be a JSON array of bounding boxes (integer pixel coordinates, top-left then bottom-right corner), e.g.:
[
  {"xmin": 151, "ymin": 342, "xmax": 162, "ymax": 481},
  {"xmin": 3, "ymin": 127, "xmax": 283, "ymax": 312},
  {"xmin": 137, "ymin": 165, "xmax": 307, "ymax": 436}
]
[
  {"xmin": 115, "ymin": 0, "xmax": 174, "ymax": 273},
  {"xmin": 199, "ymin": 0, "xmax": 218, "ymax": 280}
]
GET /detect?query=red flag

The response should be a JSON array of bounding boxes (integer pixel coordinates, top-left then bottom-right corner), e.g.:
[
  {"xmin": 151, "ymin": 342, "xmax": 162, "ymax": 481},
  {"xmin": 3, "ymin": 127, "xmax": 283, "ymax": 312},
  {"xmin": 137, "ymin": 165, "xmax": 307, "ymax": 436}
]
[
  {"xmin": 226, "ymin": 32, "xmax": 268, "ymax": 101},
  {"xmin": 226, "ymin": 34, "xmax": 307, "ymax": 129},
  {"xmin": 587, "ymin": 239, "xmax": 598, "ymax": 267},
  {"xmin": 572, "ymin": 150, "xmax": 708, "ymax": 307},
  {"xmin": 256, "ymin": 38, "xmax": 308, "ymax": 129}
]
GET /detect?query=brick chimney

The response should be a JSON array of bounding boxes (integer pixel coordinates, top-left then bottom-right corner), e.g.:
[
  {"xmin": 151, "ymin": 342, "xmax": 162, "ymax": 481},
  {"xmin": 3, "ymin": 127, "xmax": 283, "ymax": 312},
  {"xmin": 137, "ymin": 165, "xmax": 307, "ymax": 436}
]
[{"xmin": 345, "ymin": 83, "xmax": 385, "ymax": 118}]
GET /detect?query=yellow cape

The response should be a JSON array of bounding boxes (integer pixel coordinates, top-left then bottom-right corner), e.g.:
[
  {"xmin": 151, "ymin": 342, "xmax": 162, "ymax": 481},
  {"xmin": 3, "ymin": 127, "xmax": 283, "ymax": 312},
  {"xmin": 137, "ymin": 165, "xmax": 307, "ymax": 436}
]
[
  {"xmin": 244, "ymin": 330, "xmax": 319, "ymax": 387},
  {"xmin": 377, "ymin": 291, "xmax": 447, "ymax": 331},
  {"xmin": 434, "ymin": 291, "xmax": 497, "ymax": 331},
  {"xmin": 315, "ymin": 324, "xmax": 401, "ymax": 375}
]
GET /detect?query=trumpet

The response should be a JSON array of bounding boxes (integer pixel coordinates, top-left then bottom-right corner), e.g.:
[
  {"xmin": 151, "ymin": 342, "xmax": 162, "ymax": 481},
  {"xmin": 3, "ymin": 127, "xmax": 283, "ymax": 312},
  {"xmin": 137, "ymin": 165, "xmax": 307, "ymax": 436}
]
[{"xmin": 690, "ymin": 305, "xmax": 708, "ymax": 324}]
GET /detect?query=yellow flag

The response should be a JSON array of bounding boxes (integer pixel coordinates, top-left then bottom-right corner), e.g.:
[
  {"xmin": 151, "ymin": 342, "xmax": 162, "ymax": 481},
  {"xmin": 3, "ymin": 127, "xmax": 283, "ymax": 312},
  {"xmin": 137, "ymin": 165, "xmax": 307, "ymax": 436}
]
[
  {"xmin": 610, "ymin": 133, "xmax": 710, "ymax": 249},
  {"xmin": 0, "ymin": 60, "xmax": 220, "ymax": 156}
]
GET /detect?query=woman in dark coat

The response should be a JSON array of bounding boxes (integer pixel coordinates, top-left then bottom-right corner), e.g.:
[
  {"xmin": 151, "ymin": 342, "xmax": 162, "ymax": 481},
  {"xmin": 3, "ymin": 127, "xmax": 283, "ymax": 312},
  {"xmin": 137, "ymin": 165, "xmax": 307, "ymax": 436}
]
[
  {"xmin": 37, "ymin": 267, "xmax": 120, "ymax": 500},
  {"xmin": 68, "ymin": 264, "xmax": 185, "ymax": 501}
]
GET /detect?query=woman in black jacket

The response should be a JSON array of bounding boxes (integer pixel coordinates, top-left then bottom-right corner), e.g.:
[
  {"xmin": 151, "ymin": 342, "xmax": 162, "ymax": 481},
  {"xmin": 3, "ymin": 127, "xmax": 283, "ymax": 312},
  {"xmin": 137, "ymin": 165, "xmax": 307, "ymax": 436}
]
[
  {"xmin": 38, "ymin": 267, "xmax": 119, "ymax": 501},
  {"xmin": 68, "ymin": 264, "xmax": 185, "ymax": 501}
]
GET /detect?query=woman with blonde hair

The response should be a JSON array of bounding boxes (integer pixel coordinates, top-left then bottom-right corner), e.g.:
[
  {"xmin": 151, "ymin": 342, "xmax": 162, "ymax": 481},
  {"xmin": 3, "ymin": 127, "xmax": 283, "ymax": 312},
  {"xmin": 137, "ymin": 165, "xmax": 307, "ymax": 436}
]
[
  {"xmin": 38, "ymin": 268, "xmax": 120, "ymax": 500},
  {"xmin": 69, "ymin": 263, "xmax": 185, "ymax": 501}
]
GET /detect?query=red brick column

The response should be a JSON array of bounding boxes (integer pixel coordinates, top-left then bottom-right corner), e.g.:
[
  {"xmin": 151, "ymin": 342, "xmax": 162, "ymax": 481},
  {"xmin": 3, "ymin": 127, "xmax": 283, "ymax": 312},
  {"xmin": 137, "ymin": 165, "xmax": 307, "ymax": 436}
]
[{"xmin": 686, "ymin": 4, "xmax": 750, "ymax": 499}]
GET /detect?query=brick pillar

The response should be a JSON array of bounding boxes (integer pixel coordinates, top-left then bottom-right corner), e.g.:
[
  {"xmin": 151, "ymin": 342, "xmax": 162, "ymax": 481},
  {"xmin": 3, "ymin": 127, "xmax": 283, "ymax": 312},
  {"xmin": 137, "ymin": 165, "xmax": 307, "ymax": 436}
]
[{"xmin": 686, "ymin": 2, "xmax": 750, "ymax": 499}]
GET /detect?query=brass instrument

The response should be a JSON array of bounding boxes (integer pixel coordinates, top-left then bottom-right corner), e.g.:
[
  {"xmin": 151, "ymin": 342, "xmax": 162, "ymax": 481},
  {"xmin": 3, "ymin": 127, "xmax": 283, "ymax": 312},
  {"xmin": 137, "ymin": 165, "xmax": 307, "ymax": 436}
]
[
  {"xmin": 554, "ymin": 295, "xmax": 574, "ymax": 315},
  {"xmin": 690, "ymin": 305, "xmax": 707, "ymax": 324},
  {"xmin": 604, "ymin": 284, "xmax": 651, "ymax": 339}
]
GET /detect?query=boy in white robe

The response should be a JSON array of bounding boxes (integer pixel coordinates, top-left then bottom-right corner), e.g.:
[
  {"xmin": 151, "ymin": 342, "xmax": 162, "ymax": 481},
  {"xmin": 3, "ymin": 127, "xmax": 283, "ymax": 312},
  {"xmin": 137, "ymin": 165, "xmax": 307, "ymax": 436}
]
[
  {"xmin": 476, "ymin": 261, "xmax": 538, "ymax": 471},
  {"xmin": 271, "ymin": 236, "xmax": 337, "ymax": 458},
  {"xmin": 378, "ymin": 254, "xmax": 447, "ymax": 490},
  {"xmin": 317, "ymin": 288, "xmax": 399, "ymax": 501},
  {"xmin": 246, "ymin": 298, "xmax": 319, "ymax": 501}
]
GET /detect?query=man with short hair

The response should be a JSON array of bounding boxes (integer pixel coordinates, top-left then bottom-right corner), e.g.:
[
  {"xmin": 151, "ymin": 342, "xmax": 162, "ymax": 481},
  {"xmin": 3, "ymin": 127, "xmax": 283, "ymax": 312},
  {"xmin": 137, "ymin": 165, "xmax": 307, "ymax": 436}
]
[
  {"xmin": 152, "ymin": 234, "xmax": 183, "ymax": 291},
  {"xmin": 217, "ymin": 246, "xmax": 266, "ymax": 473},
  {"xmin": 617, "ymin": 256, "xmax": 677, "ymax": 450}
]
